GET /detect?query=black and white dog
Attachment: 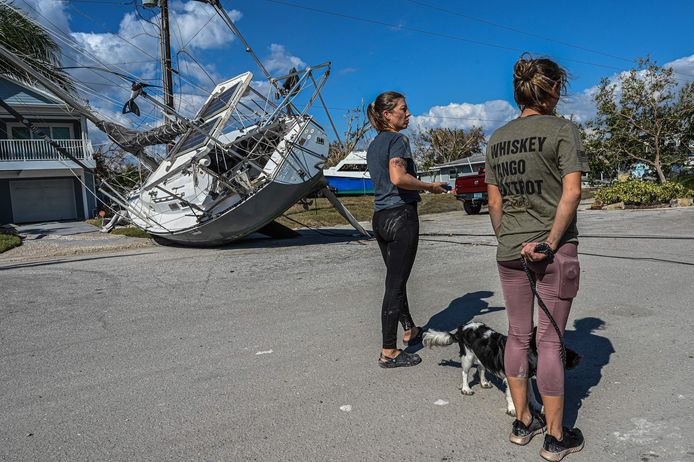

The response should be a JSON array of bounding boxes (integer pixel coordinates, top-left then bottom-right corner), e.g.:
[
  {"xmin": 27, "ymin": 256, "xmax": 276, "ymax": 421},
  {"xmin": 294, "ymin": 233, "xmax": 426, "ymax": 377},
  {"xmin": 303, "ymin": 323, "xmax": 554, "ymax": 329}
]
[{"xmin": 423, "ymin": 322, "xmax": 581, "ymax": 416}]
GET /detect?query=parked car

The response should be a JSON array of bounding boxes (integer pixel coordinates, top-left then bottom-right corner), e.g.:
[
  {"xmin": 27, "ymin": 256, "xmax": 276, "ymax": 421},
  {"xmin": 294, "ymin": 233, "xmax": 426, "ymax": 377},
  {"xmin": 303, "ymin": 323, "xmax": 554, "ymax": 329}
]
[{"xmin": 454, "ymin": 168, "xmax": 487, "ymax": 214}]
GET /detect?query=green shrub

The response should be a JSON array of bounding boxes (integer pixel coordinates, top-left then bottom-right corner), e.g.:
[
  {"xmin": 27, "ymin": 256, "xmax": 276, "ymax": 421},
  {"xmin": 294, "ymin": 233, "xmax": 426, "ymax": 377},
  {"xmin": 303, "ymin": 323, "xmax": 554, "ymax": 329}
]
[
  {"xmin": 673, "ymin": 174, "xmax": 694, "ymax": 190},
  {"xmin": 0, "ymin": 232, "xmax": 22, "ymax": 253},
  {"xmin": 594, "ymin": 180, "xmax": 694, "ymax": 206}
]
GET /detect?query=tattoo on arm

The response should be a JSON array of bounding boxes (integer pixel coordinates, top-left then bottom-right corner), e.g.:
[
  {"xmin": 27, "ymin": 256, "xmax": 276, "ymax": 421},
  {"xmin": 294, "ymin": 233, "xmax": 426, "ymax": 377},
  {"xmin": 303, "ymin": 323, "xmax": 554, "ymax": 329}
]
[{"xmin": 391, "ymin": 158, "xmax": 406, "ymax": 169}]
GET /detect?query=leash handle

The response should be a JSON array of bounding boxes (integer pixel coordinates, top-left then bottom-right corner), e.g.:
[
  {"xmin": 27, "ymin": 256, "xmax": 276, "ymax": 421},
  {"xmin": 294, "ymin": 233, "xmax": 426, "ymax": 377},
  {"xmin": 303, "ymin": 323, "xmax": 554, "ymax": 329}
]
[{"xmin": 521, "ymin": 245, "xmax": 566, "ymax": 368}]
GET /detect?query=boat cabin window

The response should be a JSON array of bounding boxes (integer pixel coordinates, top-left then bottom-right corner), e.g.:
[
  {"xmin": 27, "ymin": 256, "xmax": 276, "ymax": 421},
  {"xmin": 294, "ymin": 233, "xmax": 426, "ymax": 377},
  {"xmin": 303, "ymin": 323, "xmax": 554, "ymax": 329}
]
[{"xmin": 338, "ymin": 164, "xmax": 368, "ymax": 172}]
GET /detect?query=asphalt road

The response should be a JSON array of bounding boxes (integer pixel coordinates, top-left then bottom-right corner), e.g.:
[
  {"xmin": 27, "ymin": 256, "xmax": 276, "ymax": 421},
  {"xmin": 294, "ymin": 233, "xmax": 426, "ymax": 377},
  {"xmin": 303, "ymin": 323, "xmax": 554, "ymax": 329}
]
[{"xmin": 1, "ymin": 207, "xmax": 693, "ymax": 461}]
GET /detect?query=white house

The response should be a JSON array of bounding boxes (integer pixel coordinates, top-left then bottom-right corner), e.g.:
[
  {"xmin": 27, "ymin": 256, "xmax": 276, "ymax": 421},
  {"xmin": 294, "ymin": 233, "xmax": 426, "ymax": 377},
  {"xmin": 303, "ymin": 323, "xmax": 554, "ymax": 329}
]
[
  {"xmin": 418, "ymin": 153, "xmax": 487, "ymax": 183},
  {"xmin": 0, "ymin": 77, "xmax": 97, "ymax": 224}
]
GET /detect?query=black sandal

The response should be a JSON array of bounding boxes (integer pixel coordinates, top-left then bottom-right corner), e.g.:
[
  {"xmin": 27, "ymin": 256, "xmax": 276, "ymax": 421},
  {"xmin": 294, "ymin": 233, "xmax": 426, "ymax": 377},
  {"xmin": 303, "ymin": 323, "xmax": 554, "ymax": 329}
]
[
  {"xmin": 403, "ymin": 326, "xmax": 423, "ymax": 346},
  {"xmin": 378, "ymin": 350, "xmax": 422, "ymax": 368}
]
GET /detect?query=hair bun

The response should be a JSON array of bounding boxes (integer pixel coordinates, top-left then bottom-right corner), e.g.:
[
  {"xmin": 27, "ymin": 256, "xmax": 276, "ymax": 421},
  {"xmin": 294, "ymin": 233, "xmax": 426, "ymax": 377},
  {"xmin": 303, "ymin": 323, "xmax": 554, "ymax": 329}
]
[{"xmin": 514, "ymin": 60, "xmax": 535, "ymax": 82}]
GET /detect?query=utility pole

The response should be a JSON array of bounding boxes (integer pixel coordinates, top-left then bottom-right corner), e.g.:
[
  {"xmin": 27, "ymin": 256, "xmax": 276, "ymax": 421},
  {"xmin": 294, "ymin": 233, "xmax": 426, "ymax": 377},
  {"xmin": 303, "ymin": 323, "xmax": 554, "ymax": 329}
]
[{"xmin": 158, "ymin": 0, "xmax": 174, "ymax": 115}]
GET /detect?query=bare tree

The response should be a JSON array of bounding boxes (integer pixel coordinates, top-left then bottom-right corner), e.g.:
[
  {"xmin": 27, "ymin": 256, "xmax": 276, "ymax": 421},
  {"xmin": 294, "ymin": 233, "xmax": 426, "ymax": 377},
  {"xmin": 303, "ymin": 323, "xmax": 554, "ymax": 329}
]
[
  {"xmin": 93, "ymin": 146, "xmax": 144, "ymax": 194},
  {"xmin": 411, "ymin": 127, "xmax": 486, "ymax": 170},
  {"xmin": 325, "ymin": 101, "xmax": 373, "ymax": 167}
]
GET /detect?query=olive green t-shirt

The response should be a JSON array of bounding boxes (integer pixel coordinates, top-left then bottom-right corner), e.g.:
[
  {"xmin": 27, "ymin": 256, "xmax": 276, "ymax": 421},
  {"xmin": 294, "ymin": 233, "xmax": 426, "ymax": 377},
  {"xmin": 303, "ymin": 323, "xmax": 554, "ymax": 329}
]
[{"xmin": 484, "ymin": 115, "xmax": 589, "ymax": 261}]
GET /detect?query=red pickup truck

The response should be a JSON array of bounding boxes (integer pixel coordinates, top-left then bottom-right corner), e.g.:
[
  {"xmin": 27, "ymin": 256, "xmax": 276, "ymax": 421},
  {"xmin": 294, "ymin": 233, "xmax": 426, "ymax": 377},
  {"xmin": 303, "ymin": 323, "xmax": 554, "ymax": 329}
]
[{"xmin": 454, "ymin": 168, "xmax": 487, "ymax": 214}]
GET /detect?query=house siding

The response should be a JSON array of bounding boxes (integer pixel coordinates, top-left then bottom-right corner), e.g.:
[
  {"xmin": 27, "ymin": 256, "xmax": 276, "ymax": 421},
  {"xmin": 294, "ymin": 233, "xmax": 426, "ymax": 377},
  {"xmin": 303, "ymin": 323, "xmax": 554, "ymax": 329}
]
[{"xmin": 1, "ymin": 77, "xmax": 96, "ymax": 224}]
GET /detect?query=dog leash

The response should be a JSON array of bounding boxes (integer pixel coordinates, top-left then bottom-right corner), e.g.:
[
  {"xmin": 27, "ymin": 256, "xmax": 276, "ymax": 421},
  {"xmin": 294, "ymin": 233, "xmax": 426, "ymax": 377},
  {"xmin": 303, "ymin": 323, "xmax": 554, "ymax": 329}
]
[{"xmin": 521, "ymin": 243, "xmax": 566, "ymax": 368}]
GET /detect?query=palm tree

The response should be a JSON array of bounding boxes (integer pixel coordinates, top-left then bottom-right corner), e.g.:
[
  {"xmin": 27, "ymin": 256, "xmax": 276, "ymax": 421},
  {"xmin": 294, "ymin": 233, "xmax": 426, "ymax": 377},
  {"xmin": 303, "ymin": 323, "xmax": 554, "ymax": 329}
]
[{"xmin": 0, "ymin": 1, "xmax": 74, "ymax": 91}]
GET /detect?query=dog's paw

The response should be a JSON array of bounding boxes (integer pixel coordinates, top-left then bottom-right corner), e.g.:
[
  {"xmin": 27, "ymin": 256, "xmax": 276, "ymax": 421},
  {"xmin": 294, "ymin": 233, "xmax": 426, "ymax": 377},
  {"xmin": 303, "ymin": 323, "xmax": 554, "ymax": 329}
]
[
  {"xmin": 506, "ymin": 408, "xmax": 517, "ymax": 417},
  {"xmin": 460, "ymin": 389, "xmax": 475, "ymax": 395},
  {"xmin": 480, "ymin": 382, "xmax": 493, "ymax": 389}
]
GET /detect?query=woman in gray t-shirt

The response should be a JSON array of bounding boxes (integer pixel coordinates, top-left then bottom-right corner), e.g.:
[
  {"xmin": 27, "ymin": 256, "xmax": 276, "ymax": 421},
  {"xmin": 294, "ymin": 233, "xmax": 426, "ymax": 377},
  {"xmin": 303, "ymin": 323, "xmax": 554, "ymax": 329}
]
[
  {"xmin": 486, "ymin": 55, "xmax": 589, "ymax": 460},
  {"xmin": 366, "ymin": 91, "xmax": 448, "ymax": 368}
]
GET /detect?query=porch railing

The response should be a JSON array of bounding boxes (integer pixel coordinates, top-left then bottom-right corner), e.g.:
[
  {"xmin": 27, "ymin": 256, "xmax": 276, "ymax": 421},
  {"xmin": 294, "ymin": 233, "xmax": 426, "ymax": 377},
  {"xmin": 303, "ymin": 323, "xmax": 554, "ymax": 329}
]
[{"xmin": 0, "ymin": 139, "xmax": 94, "ymax": 162}]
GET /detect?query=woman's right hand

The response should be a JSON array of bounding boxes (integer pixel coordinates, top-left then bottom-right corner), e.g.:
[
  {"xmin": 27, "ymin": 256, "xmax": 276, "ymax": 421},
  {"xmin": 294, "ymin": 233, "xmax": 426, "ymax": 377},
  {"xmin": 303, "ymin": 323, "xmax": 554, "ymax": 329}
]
[{"xmin": 429, "ymin": 182, "xmax": 450, "ymax": 194}]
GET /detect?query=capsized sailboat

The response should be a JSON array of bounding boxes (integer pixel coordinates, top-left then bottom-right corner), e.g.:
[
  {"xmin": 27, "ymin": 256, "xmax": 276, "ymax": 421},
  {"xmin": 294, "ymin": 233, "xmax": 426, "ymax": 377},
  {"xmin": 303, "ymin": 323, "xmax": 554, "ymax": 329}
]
[
  {"xmin": 122, "ymin": 69, "xmax": 340, "ymax": 245},
  {"xmin": 0, "ymin": 2, "xmax": 368, "ymax": 246}
]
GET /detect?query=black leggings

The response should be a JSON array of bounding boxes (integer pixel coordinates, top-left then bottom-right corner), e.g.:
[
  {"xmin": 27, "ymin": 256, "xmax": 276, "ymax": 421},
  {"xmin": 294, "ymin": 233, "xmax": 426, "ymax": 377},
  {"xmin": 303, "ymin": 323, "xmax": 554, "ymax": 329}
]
[{"xmin": 372, "ymin": 203, "xmax": 419, "ymax": 349}]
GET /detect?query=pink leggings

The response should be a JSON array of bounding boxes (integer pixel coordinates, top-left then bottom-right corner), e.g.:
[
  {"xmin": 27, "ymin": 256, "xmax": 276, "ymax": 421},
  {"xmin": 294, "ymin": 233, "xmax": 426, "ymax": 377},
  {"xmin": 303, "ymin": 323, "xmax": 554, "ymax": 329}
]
[{"xmin": 497, "ymin": 243, "xmax": 580, "ymax": 396}]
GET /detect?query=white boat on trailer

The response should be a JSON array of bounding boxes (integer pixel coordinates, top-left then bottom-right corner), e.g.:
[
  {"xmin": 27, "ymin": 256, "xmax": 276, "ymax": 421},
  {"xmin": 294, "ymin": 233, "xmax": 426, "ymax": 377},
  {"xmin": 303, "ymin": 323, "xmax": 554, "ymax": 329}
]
[{"xmin": 323, "ymin": 151, "xmax": 374, "ymax": 195}]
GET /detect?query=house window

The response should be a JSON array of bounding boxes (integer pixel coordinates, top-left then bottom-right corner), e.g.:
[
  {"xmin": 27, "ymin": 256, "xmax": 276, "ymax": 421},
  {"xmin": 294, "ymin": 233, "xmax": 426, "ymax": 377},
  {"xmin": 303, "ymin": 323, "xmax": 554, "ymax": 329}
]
[
  {"xmin": 8, "ymin": 124, "xmax": 74, "ymax": 140},
  {"xmin": 10, "ymin": 127, "xmax": 31, "ymax": 140}
]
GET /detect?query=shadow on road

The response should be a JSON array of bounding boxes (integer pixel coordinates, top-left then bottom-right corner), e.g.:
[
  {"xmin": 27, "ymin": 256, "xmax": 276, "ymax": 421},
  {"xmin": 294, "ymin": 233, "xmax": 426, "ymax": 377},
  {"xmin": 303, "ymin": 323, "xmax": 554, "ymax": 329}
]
[
  {"xmin": 424, "ymin": 290, "xmax": 504, "ymax": 332},
  {"xmin": 563, "ymin": 316, "xmax": 615, "ymax": 427},
  {"xmin": 406, "ymin": 290, "xmax": 504, "ymax": 354},
  {"xmin": 153, "ymin": 229, "xmax": 371, "ymax": 250},
  {"xmin": 0, "ymin": 252, "xmax": 159, "ymax": 271}
]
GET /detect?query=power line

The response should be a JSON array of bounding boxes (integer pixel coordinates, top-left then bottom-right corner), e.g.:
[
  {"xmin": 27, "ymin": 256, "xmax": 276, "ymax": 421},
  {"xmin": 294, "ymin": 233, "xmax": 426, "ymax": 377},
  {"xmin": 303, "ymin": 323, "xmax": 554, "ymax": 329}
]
[
  {"xmin": 405, "ymin": 0, "xmax": 632, "ymax": 63},
  {"xmin": 64, "ymin": 1, "xmax": 217, "ymax": 97},
  {"xmin": 405, "ymin": 0, "xmax": 694, "ymax": 81},
  {"xmin": 14, "ymin": 0, "xmax": 215, "ymax": 125},
  {"xmin": 60, "ymin": 0, "xmax": 130, "ymax": 4},
  {"xmin": 262, "ymin": 0, "xmax": 694, "ymax": 83}
]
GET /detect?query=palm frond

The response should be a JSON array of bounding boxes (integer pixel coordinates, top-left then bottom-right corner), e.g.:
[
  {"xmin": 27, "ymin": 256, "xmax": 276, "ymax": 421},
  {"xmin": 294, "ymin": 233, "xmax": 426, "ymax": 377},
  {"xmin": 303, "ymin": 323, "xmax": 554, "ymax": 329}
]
[{"xmin": 0, "ymin": 1, "xmax": 75, "ymax": 92}]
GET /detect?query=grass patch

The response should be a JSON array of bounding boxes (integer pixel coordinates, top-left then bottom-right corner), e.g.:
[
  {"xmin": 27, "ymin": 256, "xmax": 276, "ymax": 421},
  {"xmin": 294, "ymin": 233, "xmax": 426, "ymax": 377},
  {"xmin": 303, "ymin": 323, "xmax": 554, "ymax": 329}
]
[
  {"xmin": 85, "ymin": 218, "xmax": 103, "ymax": 227},
  {"xmin": 0, "ymin": 232, "xmax": 22, "ymax": 253},
  {"xmin": 276, "ymin": 194, "xmax": 462, "ymax": 229},
  {"xmin": 111, "ymin": 227, "xmax": 152, "ymax": 238},
  {"xmin": 85, "ymin": 219, "xmax": 150, "ymax": 238}
]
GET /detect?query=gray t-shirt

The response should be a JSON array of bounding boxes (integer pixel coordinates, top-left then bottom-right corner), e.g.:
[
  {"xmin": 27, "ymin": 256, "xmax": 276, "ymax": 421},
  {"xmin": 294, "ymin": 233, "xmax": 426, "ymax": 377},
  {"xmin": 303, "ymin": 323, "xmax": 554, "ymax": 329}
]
[
  {"xmin": 367, "ymin": 131, "xmax": 420, "ymax": 212},
  {"xmin": 484, "ymin": 115, "xmax": 590, "ymax": 261}
]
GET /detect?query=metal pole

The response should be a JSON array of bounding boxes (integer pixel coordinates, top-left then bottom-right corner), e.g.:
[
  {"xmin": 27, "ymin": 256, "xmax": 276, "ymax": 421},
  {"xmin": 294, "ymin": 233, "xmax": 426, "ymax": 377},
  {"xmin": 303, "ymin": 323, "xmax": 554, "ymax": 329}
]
[
  {"xmin": 159, "ymin": 0, "xmax": 175, "ymax": 114},
  {"xmin": 158, "ymin": 0, "xmax": 175, "ymax": 156}
]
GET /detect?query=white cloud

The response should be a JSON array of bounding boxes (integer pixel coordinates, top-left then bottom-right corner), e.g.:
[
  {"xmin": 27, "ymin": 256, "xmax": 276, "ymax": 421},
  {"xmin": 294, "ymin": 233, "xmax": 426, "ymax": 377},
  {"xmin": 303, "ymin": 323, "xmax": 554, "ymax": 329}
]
[
  {"xmin": 410, "ymin": 100, "xmax": 517, "ymax": 134},
  {"xmin": 263, "ymin": 44, "xmax": 305, "ymax": 74},
  {"xmin": 19, "ymin": 0, "xmax": 71, "ymax": 37},
  {"xmin": 666, "ymin": 54, "xmax": 694, "ymax": 79},
  {"xmin": 414, "ymin": 52, "xmax": 694, "ymax": 133},
  {"xmin": 557, "ymin": 86, "xmax": 600, "ymax": 124},
  {"xmin": 169, "ymin": 1, "xmax": 241, "ymax": 50},
  {"xmin": 13, "ymin": 1, "xmax": 248, "ymax": 135}
]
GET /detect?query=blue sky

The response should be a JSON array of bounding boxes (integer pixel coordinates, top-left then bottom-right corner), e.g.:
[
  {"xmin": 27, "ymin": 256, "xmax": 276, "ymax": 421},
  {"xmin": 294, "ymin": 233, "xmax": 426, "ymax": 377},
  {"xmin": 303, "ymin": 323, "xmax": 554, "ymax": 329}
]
[{"xmin": 15, "ymin": 0, "xmax": 694, "ymax": 142}]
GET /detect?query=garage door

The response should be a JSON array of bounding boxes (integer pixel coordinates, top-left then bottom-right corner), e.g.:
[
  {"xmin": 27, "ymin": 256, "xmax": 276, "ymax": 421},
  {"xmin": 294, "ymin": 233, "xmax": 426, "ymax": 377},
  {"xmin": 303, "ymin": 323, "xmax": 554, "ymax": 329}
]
[{"xmin": 9, "ymin": 178, "xmax": 77, "ymax": 223}]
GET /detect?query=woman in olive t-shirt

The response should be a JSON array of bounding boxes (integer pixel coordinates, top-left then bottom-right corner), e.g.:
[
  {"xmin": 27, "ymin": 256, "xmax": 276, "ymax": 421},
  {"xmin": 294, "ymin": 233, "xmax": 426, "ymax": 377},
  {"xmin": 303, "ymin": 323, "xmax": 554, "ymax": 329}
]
[{"xmin": 485, "ymin": 55, "xmax": 589, "ymax": 461}]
